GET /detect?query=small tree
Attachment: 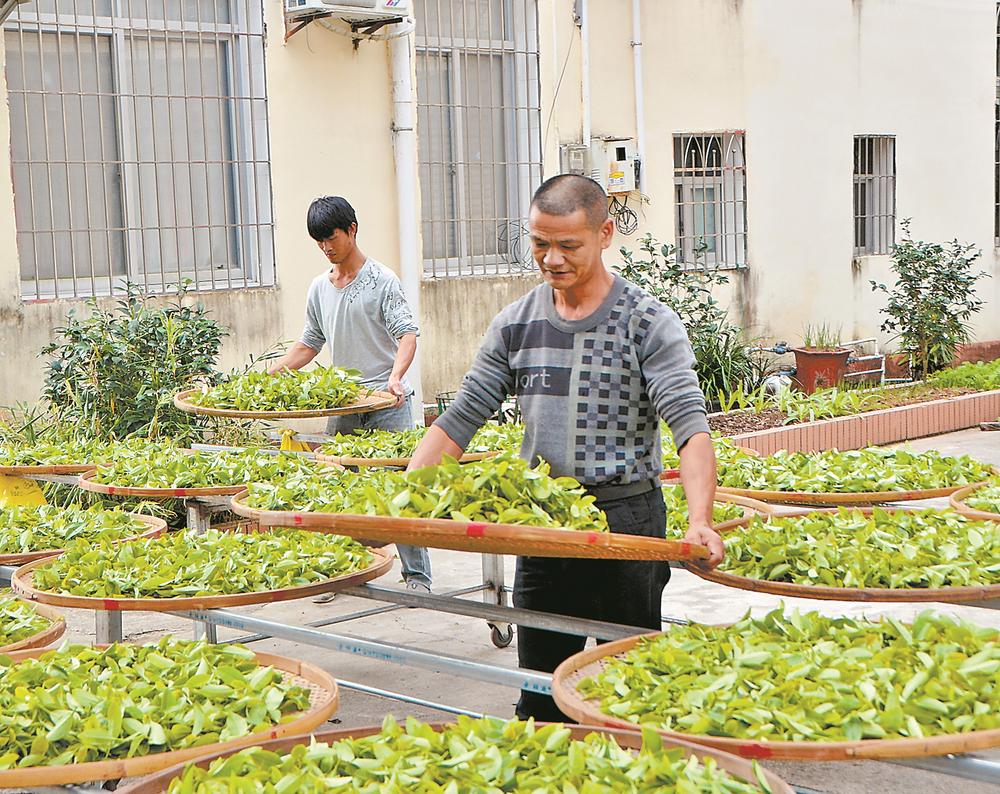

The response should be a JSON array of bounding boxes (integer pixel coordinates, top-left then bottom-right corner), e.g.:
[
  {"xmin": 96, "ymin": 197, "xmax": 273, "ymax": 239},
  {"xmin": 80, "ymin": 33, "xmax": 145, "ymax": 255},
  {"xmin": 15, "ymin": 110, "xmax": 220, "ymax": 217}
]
[
  {"xmin": 41, "ymin": 283, "xmax": 227, "ymax": 440},
  {"xmin": 871, "ymin": 221, "xmax": 988, "ymax": 379}
]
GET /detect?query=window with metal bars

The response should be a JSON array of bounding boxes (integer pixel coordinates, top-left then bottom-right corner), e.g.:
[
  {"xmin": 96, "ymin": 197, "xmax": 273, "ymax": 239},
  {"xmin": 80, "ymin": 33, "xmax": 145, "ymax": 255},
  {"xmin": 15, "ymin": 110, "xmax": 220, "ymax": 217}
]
[
  {"xmin": 415, "ymin": 0, "xmax": 542, "ymax": 279},
  {"xmin": 994, "ymin": 1, "xmax": 999, "ymax": 245},
  {"xmin": 672, "ymin": 132, "xmax": 748, "ymax": 269},
  {"xmin": 853, "ymin": 135, "xmax": 895, "ymax": 257},
  {"xmin": 5, "ymin": 0, "xmax": 274, "ymax": 301}
]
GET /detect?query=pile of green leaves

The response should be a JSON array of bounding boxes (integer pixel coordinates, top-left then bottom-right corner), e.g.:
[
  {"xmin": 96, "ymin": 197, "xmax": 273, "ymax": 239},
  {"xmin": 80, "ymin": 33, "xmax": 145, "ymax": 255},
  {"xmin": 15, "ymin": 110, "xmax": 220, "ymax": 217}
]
[
  {"xmin": 0, "ymin": 505, "xmax": 150, "ymax": 554},
  {"xmin": 578, "ymin": 607, "xmax": 1000, "ymax": 742},
  {"xmin": 32, "ymin": 528, "xmax": 372, "ymax": 598},
  {"xmin": 320, "ymin": 423, "xmax": 525, "ymax": 460},
  {"xmin": 661, "ymin": 429, "xmax": 756, "ymax": 471},
  {"xmin": 717, "ymin": 447, "xmax": 992, "ymax": 493},
  {"xmin": 720, "ymin": 508, "xmax": 1000, "ymax": 589},
  {"xmin": 662, "ymin": 487, "xmax": 745, "ymax": 539},
  {"xmin": 0, "ymin": 596, "xmax": 53, "ymax": 647},
  {"xmin": 188, "ymin": 367, "xmax": 364, "ymax": 412},
  {"xmin": 0, "ymin": 639, "xmax": 310, "ymax": 768},
  {"xmin": 166, "ymin": 715, "xmax": 771, "ymax": 793},
  {"xmin": 41, "ymin": 282, "xmax": 226, "ymax": 441},
  {"xmin": 0, "ymin": 437, "xmax": 108, "ymax": 468},
  {"xmin": 967, "ymin": 480, "xmax": 1000, "ymax": 515},
  {"xmin": 929, "ymin": 359, "xmax": 1000, "ymax": 391},
  {"xmin": 92, "ymin": 445, "xmax": 322, "ymax": 489},
  {"xmin": 247, "ymin": 456, "xmax": 609, "ymax": 532}
]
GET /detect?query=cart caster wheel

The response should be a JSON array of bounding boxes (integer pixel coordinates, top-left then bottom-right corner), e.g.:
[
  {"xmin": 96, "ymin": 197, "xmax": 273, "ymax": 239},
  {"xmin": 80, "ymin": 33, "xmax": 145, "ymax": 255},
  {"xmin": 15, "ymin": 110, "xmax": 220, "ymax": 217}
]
[{"xmin": 490, "ymin": 623, "xmax": 514, "ymax": 648}]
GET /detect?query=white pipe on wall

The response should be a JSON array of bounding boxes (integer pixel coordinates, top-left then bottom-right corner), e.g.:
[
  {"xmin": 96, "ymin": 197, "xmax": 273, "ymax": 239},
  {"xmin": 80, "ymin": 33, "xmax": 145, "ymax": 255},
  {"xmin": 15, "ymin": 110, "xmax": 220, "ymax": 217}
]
[
  {"xmin": 631, "ymin": 0, "xmax": 645, "ymax": 188},
  {"xmin": 390, "ymin": 30, "xmax": 424, "ymax": 419},
  {"xmin": 580, "ymin": 0, "xmax": 591, "ymax": 144}
]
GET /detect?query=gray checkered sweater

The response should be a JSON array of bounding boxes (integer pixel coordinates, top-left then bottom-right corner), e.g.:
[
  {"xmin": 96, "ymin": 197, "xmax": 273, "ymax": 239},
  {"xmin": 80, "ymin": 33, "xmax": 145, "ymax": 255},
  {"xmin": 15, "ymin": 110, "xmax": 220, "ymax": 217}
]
[{"xmin": 435, "ymin": 275, "xmax": 709, "ymax": 486}]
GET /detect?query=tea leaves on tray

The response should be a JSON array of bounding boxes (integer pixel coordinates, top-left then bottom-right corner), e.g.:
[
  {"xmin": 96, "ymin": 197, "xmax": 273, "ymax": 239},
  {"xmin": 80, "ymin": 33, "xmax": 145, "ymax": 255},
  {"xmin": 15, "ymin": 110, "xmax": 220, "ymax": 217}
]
[
  {"xmin": 0, "ymin": 639, "xmax": 311, "ymax": 768},
  {"xmin": 167, "ymin": 715, "xmax": 772, "ymax": 793},
  {"xmin": 0, "ymin": 596, "xmax": 52, "ymax": 648},
  {"xmin": 578, "ymin": 607, "xmax": 1000, "ymax": 742},
  {"xmin": 0, "ymin": 505, "xmax": 150, "ymax": 554},
  {"xmin": 188, "ymin": 367, "xmax": 364, "ymax": 412},
  {"xmin": 32, "ymin": 528, "xmax": 373, "ymax": 598}
]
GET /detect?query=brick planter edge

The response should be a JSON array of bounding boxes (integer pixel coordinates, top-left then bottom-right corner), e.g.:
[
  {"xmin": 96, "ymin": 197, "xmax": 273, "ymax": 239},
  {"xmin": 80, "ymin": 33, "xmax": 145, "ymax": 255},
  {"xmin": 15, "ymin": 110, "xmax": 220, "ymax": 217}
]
[{"xmin": 727, "ymin": 389, "xmax": 1000, "ymax": 455}]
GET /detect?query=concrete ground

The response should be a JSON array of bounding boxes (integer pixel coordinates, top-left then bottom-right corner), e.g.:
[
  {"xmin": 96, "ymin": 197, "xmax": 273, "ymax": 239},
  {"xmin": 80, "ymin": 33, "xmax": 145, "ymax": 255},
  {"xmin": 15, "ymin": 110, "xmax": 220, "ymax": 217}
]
[{"xmin": 50, "ymin": 428, "xmax": 1000, "ymax": 793}]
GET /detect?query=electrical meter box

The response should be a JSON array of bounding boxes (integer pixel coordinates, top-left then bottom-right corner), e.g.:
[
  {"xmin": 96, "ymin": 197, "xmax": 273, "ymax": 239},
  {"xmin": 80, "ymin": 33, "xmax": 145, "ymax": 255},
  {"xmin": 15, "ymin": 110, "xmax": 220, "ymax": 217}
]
[
  {"xmin": 589, "ymin": 137, "xmax": 638, "ymax": 194},
  {"xmin": 559, "ymin": 144, "xmax": 590, "ymax": 177}
]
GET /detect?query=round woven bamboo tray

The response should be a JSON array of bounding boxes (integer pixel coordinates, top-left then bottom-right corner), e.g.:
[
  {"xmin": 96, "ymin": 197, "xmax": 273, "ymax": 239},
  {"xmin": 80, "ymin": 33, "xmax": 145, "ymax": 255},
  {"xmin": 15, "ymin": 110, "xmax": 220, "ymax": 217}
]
[
  {"xmin": 0, "ymin": 463, "xmax": 95, "ymax": 475},
  {"xmin": 0, "ymin": 645, "xmax": 338, "ymax": 788},
  {"xmin": 552, "ymin": 632, "xmax": 1000, "ymax": 761},
  {"xmin": 716, "ymin": 482, "xmax": 977, "ymax": 506},
  {"xmin": 0, "ymin": 513, "xmax": 168, "ymax": 566},
  {"xmin": 315, "ymin": 449, "xmax": 498, "ymax": 468},
  {"xmin": 78, "ymin": 469, "xmax": 251, "ymax": 499},
  {"xmin": 117, "ymin": 722, "xmax": 793, "ymax": 794},
  {"xmin": 229, "ymin": 491, "xmax": 772, "ymax": 561},
  {"xmin": 173, "ymin": 388, "xmax": 397, "ymax": 419},
  {"xmin": 0, "ymin": 599, "xmax": 66, "ymax": 653},
  {"xmin": 10, "ymin": 545, "xmax": 393, "ymax": 611},
  {"xmin": 685, "ymin": 507, "xmax": 1000, "ymax": 602},
  {"xmin": 950, "ymin": 482, "xmax": 1000, "ymax": 521}
]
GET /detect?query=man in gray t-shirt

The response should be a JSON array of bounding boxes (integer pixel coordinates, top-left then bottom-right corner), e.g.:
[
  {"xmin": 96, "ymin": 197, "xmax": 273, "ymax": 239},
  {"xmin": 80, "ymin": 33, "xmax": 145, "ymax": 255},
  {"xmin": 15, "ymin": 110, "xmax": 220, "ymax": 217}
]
[{"xmin": 267, "ymin": 196, "xmax": 431, "ymax": 591}]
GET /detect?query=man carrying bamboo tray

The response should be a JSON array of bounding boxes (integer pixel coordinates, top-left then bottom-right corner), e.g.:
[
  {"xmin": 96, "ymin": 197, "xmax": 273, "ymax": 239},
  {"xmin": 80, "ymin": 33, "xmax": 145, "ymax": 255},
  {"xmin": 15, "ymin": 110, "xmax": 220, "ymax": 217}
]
[
  {"xmin": 409, "ymin": 174, "xmax": 723, "ymax": 720},
  {"xmin": 267, "ymin": 195, "xmax": 432, "ymax": 594}
]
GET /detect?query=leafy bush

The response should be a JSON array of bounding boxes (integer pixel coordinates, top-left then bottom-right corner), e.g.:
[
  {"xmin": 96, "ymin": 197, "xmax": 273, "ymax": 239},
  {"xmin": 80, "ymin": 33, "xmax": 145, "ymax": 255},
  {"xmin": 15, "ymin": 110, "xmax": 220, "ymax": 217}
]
[
  {"xmin": 928, "ymin": 359, "xmax": 1000, "ymax": 391},
  {"xmin": 871, "ymin": 221, "xmax": 988, "ymax": 378},
  {"xmin": 41, "ymin": 283, "xmax": 227, "ymax": 441},
  {"xmin": 618, "ymin": 235, "xmax": 770, "ymax": 401}
]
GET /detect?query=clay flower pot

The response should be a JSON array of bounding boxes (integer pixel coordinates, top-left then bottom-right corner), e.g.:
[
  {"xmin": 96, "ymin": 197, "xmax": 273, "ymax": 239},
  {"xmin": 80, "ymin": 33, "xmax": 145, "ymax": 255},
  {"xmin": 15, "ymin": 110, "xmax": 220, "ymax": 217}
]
[{"xmin": 791, "ymin": 347, "xmax": 851, "ymax": 393}]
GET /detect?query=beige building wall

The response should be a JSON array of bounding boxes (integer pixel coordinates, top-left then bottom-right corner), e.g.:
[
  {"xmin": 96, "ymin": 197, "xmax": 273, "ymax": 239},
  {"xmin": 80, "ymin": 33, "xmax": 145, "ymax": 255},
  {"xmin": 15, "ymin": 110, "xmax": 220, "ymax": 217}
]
[{"xmin": 0, "ymin": 0, "xmax": 996, "ymax": 407}]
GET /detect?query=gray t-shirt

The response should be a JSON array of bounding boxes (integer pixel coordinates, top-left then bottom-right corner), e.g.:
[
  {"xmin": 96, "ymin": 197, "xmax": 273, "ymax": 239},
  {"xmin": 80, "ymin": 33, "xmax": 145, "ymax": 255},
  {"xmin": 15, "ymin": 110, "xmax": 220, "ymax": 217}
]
[
  {"xmin": 435, "ymin": 275, "xmax": 709, "ymax": 486},
  {"xmin": 300, "ymin": 258, "xmax": 420, "ymax": 394}
]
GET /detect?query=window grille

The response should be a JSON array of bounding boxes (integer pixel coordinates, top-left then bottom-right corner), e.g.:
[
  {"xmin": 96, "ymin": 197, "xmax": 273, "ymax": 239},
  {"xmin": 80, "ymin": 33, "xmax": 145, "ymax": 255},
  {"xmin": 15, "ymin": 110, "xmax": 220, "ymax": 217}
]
[
  {"xmin": 5, "ymin": 0, "xmax": 275, "ymax": 301},
  {"xmin": 853, "ymin": 135, "xmax": 895, "ymax": 257},
  {"xmin": 415, "ymin": 0, "xmax": 542, "ymax": 279},
  {"xmin": 673, "ymin": 132, "xmax": 747, "ymax": 269}
]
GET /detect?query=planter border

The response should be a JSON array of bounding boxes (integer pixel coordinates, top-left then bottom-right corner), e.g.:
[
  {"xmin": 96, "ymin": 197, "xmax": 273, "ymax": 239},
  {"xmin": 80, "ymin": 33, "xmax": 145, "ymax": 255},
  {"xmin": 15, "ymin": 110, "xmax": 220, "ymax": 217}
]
[{"xmin": 725, "ymin": 389, "xmax": 1000, "ymax": 455}]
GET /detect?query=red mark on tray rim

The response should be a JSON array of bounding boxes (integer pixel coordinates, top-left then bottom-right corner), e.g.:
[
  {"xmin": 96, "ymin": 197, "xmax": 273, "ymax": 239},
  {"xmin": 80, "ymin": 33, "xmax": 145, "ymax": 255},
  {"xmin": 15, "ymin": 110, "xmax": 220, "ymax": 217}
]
[
  {"xmin": 680, "ymin": 541, "xmax": 693, "ymax": 556},
  {"xmin": 466, "ymin": 523, "xmax": 487, "ymax": 537},
  {"xmin": 586, "ymin": 533, "xmax": 599, "ymax": 544},
  {"xmin": 293, "ymin": 514, "xmax": 304, "ymax": 525},
  {"xmin": 106, "ymin": 486, "xmax": 116, "ymax": 495},
  {"xmin": 735, "ymin": 743, "xmax": 774, "ymax": 759},
  {"xmin": 102, "ymin": 599, "xmax": 120, "ymax": 610}
]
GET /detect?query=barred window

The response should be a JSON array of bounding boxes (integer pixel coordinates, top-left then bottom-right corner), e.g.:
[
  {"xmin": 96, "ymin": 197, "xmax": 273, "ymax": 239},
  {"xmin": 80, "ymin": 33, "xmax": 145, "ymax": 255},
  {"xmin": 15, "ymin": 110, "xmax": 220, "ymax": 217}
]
[
  {"xmin": 673, "ymin": 132, "xmax": 747, "ymax": 269},
  {"xmin": 5, "ymin": 0, "xmax": 274, "ymax": 301},
  {"xmin": 415, "ymin": 0, "xmax": 542, "ymax": 278},
  {"xmin": 853, "ymin": 135, "xmax": 895, "ymax": 257},
  {"xmin": 994, "ymin": 1, "xmax": 999, "ymax": 244}
]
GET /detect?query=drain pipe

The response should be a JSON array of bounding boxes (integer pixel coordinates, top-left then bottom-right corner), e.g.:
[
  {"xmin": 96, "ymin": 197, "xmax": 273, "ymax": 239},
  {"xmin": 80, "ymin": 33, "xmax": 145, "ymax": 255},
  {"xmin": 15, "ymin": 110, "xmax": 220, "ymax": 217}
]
[
  {"xmin": 580, "ymin": 0, "xmax": 591, "ymax": 144},
  {"xmin": 389, "ymin": 30, "xmax": 423, "ymax": 420},
  {"xmin": 631, "ymin": 0, "xmax": 645, "ymax": 188}
]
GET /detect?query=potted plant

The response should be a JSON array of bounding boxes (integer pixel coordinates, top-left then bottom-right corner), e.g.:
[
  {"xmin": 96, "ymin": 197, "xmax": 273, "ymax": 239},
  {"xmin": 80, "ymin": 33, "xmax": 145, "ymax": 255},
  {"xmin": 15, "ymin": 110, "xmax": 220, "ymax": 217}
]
[{"xmin": 791, "ymin": 324, "xmax": 850, "ymax": 394}]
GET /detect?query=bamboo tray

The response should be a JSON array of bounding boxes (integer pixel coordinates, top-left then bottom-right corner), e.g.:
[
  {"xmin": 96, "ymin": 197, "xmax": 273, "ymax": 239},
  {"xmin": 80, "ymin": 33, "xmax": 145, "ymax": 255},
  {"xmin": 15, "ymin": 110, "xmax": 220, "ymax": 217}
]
[
  {"xmin": 117, "ymin": 722, "xmax": 793, "ymax": 794},
  {"xmin": 686, "ymin": 507, "xmax": 1000, "ymax": 603},
  {"xmin": 79, "ymin": 469, "xmax": 252, "ymax": 499},
  {"xmin": 716, "ymin": 482, "xmax": 977, "ymax": 506},
  {"xmin": 0, "ymin": 599, "xmax": 66, "ymax": 653},
  {"xmin": 552, "ymin": 632, "xmax": 1000, "ymax": 761},
  {"xmin": 0, "ymin": 646, "xmax": 338, "ymax": 788},
  {"xmin": 10, "ymin": 545, "xmax": 394, "ymax": 612},
  {"xmin": 229, "ymin": 491, "xmax": 772, "ymax": 561},
  {"xmin": 315, "ymin": 450, "xmax": 498, "ymax": 468},
  {"xmin": 0, "ymin": 513, "xmax": 168, "ymax": 566},
  {"xmin": 950, "ymin": 482, "xmax": 1000, "ymax": 521},
  {"xmin": 0, "ymin": 463, "xmax": 95, "ymax": 475},
  {"xmin": 173, "ymin": 388, "xmax": 397, "ymax": 419}
]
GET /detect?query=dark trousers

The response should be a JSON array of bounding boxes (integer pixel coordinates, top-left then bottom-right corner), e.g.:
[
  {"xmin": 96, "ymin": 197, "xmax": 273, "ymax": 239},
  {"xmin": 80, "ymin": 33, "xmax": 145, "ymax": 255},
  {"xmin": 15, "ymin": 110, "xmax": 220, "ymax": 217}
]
[{"xmin": 512, "ymin": 485, "xmax": 670, "ymax": 721}]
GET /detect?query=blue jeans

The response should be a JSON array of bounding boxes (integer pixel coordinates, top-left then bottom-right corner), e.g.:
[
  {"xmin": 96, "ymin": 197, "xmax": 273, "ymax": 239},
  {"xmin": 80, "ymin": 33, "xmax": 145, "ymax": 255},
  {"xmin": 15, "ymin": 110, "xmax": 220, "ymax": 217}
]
[{"xmin": 326, "ymin": 395, "xmax": 432, "ymax": 587}]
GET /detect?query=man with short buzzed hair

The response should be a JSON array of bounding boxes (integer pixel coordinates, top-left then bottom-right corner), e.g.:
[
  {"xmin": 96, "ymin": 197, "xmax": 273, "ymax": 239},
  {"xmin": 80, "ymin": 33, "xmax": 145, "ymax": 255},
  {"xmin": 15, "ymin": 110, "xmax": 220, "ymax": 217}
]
[{"xmin": 409, "ymin": 174, "xmax": 721, "ymax": 720}]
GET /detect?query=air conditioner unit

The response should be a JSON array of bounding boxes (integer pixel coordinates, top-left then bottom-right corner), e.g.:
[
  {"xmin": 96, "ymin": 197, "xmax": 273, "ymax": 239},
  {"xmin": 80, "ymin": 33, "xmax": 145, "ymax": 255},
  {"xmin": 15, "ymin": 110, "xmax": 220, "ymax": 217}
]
[{"xmin": 285, "ymin": 0, "xmax": 410, "ymax": 23}]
